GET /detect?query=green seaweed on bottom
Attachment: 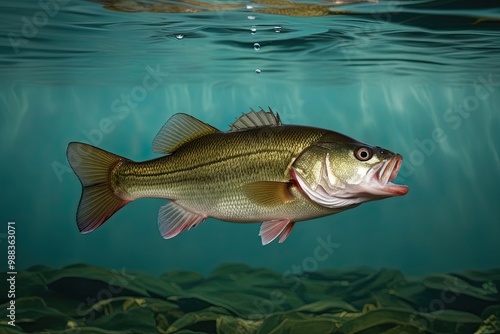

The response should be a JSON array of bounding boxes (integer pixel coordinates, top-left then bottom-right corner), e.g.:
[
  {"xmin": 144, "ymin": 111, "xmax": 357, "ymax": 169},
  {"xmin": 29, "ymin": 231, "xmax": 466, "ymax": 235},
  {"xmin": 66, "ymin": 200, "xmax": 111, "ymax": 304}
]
[{"xmin": 1, "ymin": 264, "xmax": 498, "ymax": 333}]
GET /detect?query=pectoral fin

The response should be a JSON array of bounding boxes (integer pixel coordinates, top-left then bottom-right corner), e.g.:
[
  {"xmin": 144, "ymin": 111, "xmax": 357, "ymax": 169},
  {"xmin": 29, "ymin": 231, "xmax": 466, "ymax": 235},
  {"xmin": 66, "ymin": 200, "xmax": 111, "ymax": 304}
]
[
  {"xmin": 242, "ymin": 181, "xmax": 294, "ymax": 206},
  {"xmin": 158, "ymin": 201, "xmax": 206, "ymax": 239},
  {"xmin": 259, "ymin": 219, "xmax": 296, "ymax": 245}
]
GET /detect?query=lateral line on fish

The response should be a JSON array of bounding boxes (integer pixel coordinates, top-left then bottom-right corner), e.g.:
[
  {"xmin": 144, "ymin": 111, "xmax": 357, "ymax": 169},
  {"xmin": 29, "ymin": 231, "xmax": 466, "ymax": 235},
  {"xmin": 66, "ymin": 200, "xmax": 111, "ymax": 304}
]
[
  {"xmin": 66, "ymin": 110, "xmax": 409, "ymax": 245},
  {"xmin": 123, "ymin": 149, "xmax": 296, "ymax": 178}
]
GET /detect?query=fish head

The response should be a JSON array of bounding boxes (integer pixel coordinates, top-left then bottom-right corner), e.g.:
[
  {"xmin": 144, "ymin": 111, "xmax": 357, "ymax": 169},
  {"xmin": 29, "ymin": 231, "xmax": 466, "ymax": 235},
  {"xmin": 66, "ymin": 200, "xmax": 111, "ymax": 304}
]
[{"xmin": 291, "ymin": 142, "xmax": 408, "ymax": 209}]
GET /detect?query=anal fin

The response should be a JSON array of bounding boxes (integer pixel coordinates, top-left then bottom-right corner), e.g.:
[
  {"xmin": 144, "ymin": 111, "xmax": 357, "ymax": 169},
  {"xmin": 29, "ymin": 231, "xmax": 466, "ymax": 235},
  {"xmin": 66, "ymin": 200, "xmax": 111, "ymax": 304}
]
[
  {"xmin": 158, "ymin": 201, "xmax": 206, "ymax": 239},
  {"xmin": 259, "ymin": 219, "xmax": 296, "ymax": 245}
]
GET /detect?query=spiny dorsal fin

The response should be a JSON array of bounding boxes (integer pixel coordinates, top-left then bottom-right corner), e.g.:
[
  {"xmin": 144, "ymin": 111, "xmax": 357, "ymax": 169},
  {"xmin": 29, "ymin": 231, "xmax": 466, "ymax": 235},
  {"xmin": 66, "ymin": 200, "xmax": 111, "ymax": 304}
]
[
  {"xmin": 230, "ymin": 107, "xmax": 282, "ymax": 130},
  {"xmin": 242, "ymin": 181, "xmax": 294, "ymax": 206},
  {"xmin": 152, "ymin": 113, "xmax": 219, "ymax": 154}
]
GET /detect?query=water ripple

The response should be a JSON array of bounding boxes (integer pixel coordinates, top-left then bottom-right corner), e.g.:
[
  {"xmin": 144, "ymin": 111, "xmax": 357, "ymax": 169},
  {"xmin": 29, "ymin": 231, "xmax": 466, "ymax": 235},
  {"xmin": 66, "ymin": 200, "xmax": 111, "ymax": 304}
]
[{"xmin": 0, "ymin": 0, "xmax": 499, "ymax": 85}]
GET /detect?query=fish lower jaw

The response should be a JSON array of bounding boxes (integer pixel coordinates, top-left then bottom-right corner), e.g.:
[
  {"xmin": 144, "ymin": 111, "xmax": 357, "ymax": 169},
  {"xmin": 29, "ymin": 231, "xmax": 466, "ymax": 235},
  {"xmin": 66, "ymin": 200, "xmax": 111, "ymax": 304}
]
[
  {"xmin": 358, "ymin": 173, "xmax": 409, "ymax": 197},
  {"xmin": 363, "ymin": 182, "xmax": 409, "ymax": 197},
  {"xmin": 385, "ymin": 183, "xmax": 409, "ymax": 196}
]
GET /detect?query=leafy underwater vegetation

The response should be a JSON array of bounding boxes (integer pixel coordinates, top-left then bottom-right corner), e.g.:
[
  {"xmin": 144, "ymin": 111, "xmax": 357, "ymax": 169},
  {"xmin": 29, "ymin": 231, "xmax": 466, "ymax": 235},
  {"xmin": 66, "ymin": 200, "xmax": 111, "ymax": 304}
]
[{"xmin": 1, "ymin": 264, "xmax": 499, "ymax": 333}]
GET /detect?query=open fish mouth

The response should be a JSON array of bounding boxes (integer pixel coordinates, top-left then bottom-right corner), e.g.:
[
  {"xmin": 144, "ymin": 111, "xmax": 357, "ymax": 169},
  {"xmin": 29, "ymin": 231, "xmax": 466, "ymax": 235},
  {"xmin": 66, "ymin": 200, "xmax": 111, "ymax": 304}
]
[
  {"xmin": 292, "ymin": 152, "xmax": 409, "ymax": 209},
  {"xmin": 370, "ymin": 155, "xmax": 408, "ymax": 196}
]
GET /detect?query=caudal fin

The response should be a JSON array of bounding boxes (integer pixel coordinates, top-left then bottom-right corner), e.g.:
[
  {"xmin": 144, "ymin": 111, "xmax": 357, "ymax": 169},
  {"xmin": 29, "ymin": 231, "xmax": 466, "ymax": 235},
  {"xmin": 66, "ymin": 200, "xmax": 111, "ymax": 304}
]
[{"xmin": 66, "ymin": 142, "xmax": 131, "ymax": 233}]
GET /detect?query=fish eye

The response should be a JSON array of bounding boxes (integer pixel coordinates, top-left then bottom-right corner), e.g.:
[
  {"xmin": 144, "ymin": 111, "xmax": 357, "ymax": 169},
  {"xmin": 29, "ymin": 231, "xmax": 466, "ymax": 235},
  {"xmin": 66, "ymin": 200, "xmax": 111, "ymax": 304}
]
[{"xmin": 355, "ymin": 147, "xmax": 372, "ymax": 161}]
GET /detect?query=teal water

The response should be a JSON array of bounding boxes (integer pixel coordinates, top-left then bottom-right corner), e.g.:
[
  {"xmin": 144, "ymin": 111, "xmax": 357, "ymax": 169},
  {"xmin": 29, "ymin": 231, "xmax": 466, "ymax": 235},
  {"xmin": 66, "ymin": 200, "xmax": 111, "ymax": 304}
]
[{"xmin": 1, "ymin": 0, "xmax": 499, "ymax": 279}]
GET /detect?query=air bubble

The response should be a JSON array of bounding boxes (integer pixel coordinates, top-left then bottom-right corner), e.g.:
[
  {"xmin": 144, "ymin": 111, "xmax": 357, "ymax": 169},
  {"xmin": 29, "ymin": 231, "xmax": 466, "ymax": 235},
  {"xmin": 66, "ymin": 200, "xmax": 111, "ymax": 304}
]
[
  {"xmin": 274, "ymin": 26, "xmax": 281, "ymax": 33},
  {"xmin": 247, "ymin": 15, "xmax": 256, "ymax": 20},
  {"xmin": 246, "ymin": 4, "xmax": 253, "ymax": 9},
  {"xmin": 250, "ymin": 26, "xmax": 257, "ymax": 34},
  {"xmin": 174, "ymin": 34, "xmax": 184, "ymax": 40},
  {"xmin": 255, "ymin": 69, "xmax": 261, "ymax": 74},
  {"xmin": 253, "ymin": 43, "xmax": 260, "ymax": 51}
]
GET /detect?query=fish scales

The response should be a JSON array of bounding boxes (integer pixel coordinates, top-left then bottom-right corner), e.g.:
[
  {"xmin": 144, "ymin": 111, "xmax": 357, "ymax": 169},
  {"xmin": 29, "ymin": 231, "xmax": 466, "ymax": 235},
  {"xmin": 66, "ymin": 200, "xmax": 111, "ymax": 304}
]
[
  {"xmin": 67, "ymin": 108, "xmax": 408, "ymax": 244},
  {"xmin": 116, "ymin": 125, "xmax": 340, "ymax": 221}
]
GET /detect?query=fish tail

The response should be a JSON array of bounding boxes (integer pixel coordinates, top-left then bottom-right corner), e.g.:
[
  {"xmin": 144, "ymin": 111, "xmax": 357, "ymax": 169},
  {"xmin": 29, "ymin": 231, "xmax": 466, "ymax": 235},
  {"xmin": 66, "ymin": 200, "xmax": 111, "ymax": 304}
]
[{"xmin": 66, "ymin": 142, "xmax": 131, "ymax": 233}]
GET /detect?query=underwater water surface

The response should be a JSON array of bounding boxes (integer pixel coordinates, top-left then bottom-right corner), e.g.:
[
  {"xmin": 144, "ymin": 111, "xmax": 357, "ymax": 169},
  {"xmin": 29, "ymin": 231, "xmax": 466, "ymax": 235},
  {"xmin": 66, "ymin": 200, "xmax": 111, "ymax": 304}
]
[{"xmin": 0, "ymin": 0, "xmax": 500, "ymax": 332}]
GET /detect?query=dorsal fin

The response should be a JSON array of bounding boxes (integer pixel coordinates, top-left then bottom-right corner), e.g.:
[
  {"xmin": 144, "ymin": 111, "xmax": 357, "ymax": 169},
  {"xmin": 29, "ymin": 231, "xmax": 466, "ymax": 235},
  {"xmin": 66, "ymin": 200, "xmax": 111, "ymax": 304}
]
[
  {"xmin": 152, "ymin": 113, "xmax": 219, "ymax": 154},
  {"xmin": 230, "ymin": 107, "xmax": 282, "ymax": 130}
]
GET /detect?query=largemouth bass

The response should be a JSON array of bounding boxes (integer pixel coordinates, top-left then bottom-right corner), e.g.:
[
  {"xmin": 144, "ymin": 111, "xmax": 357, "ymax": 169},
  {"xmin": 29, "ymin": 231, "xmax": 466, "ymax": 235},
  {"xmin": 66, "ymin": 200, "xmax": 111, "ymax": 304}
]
[{"xmin": 67, "ymin": 108, "xmax": 408, "ymax": 245}]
